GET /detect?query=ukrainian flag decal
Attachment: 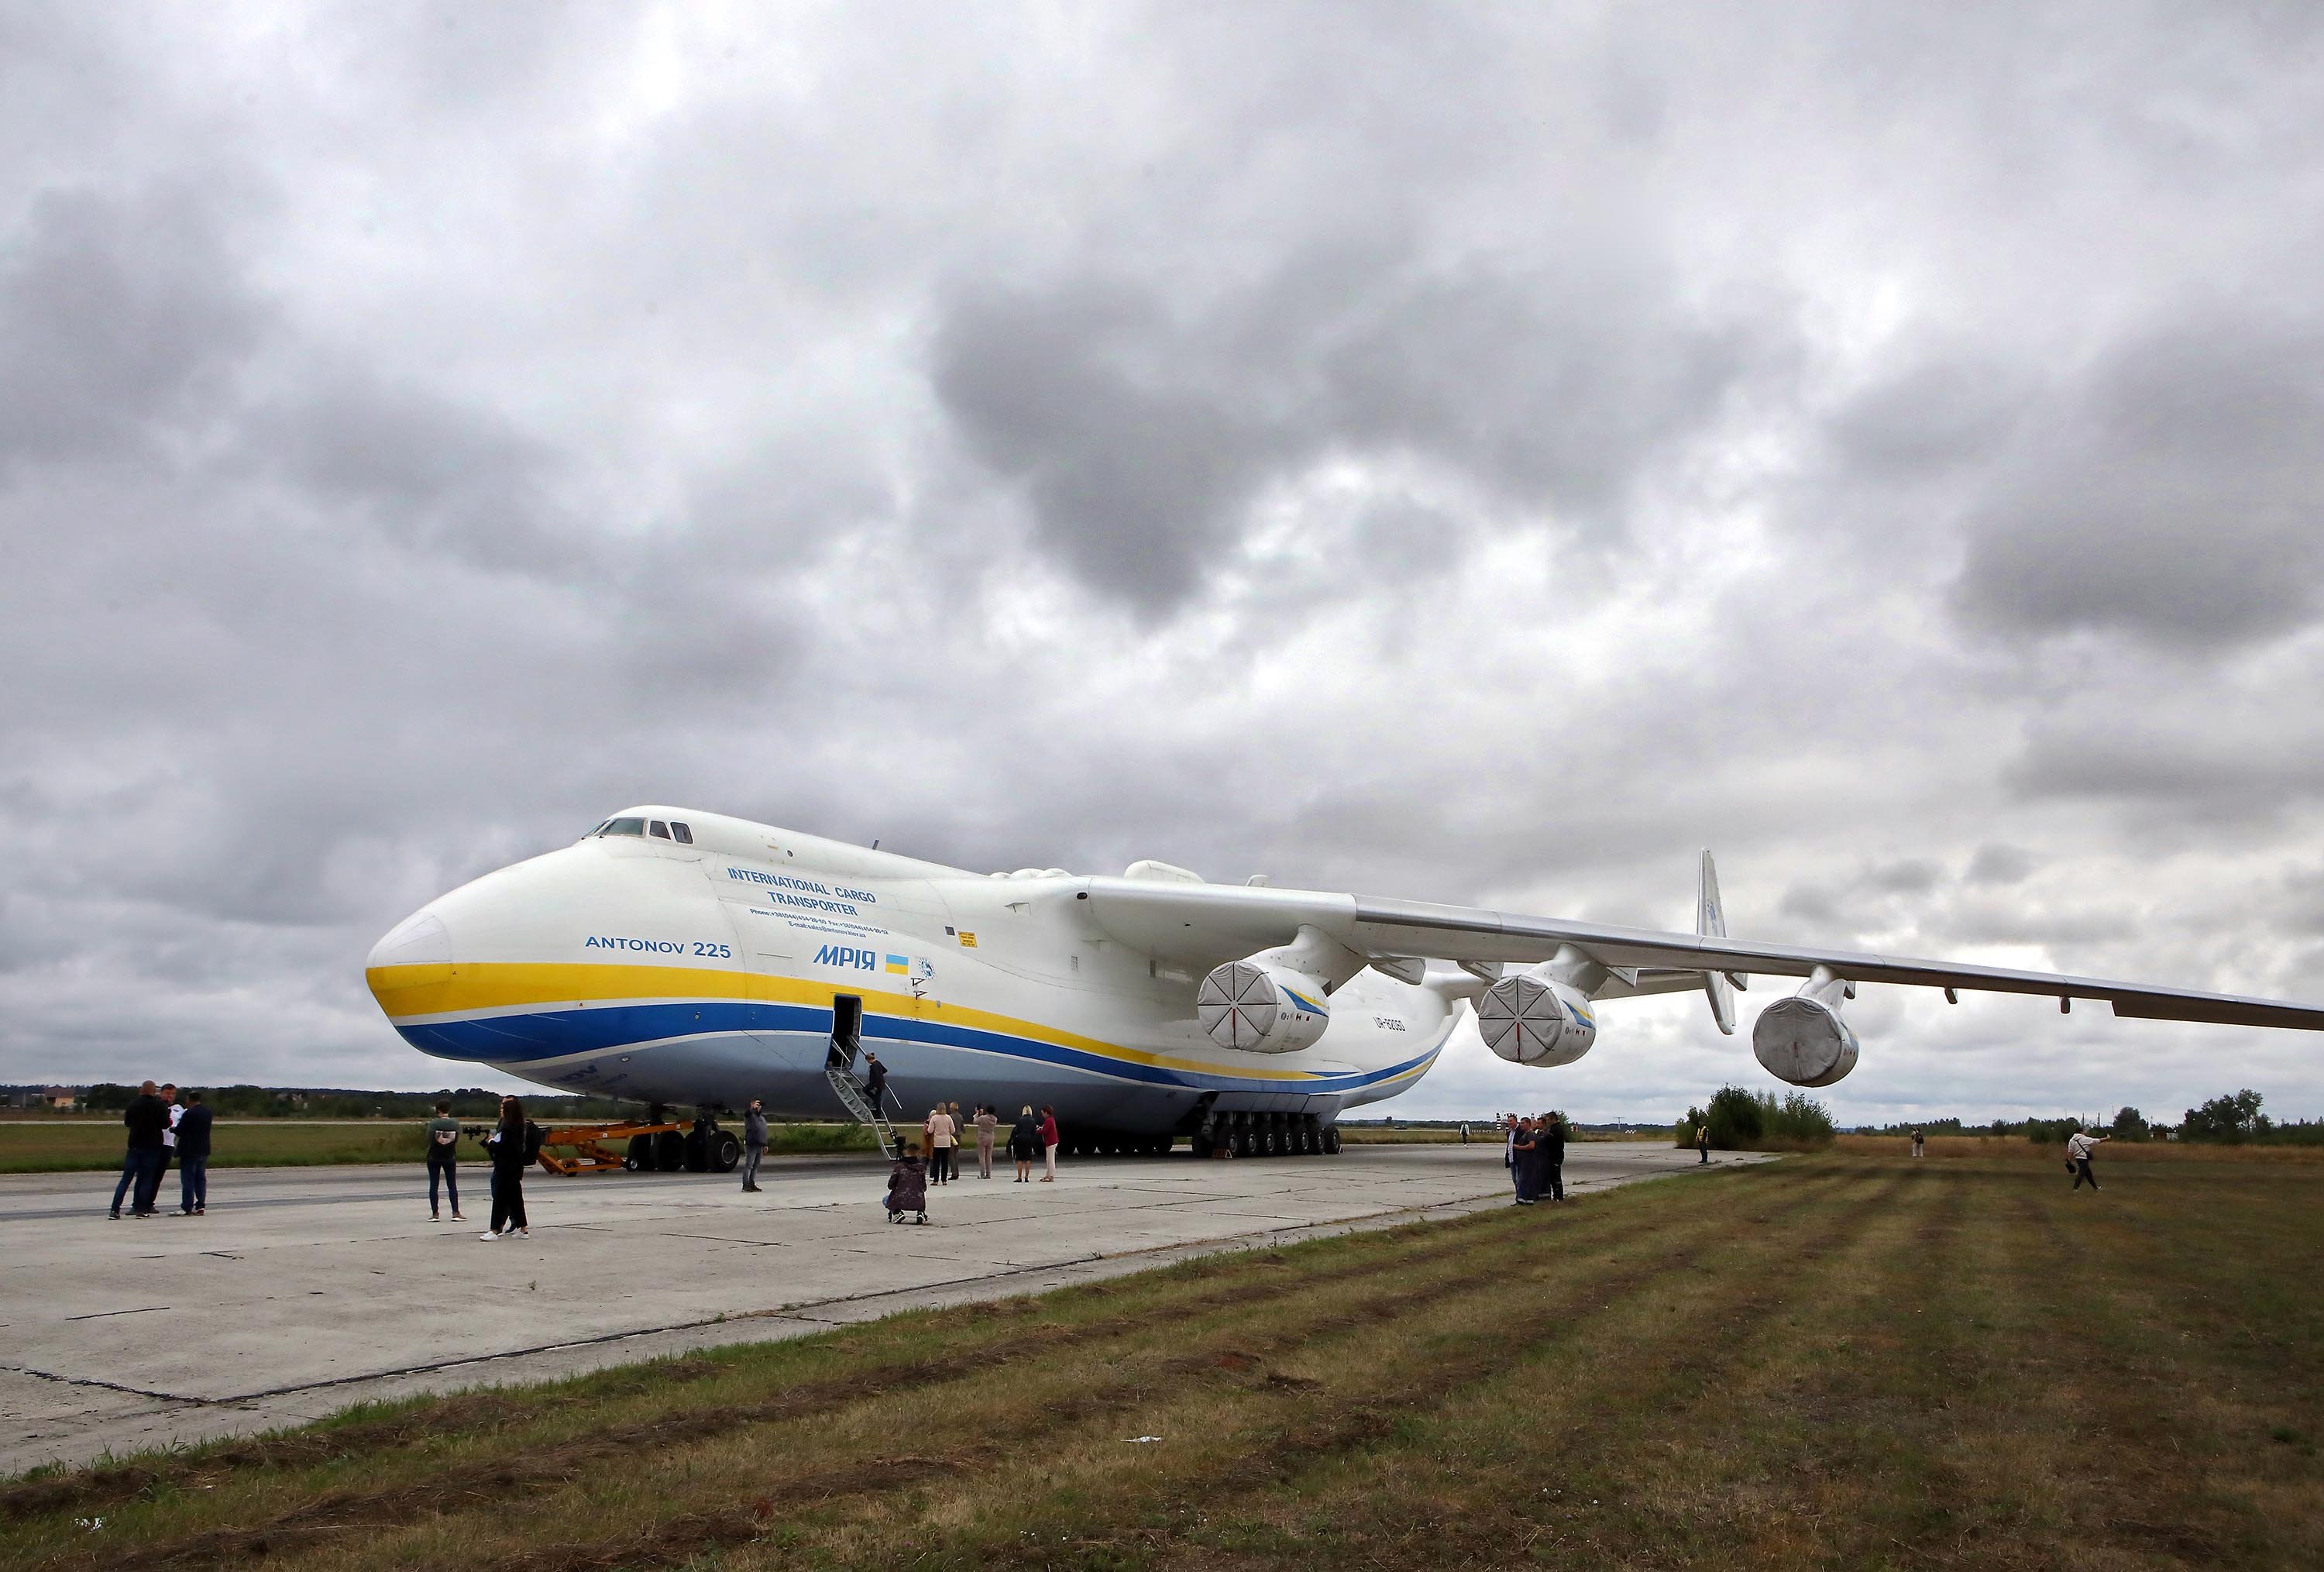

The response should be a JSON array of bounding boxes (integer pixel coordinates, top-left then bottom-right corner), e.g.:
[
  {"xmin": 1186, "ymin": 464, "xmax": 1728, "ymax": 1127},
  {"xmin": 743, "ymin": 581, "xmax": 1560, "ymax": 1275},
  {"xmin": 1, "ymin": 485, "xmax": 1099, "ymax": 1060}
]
[{"xmin": 885, "ymin": 954, "xmax": 909, "ymax": 974}]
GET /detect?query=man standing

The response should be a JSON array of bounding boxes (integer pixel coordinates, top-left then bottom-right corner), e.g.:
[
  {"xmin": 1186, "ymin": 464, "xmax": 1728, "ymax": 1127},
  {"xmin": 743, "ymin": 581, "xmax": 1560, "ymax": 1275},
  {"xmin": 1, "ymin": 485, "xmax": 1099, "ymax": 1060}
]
[
  {"xmin": 174, "ymin": 1092, "xmax": 213, "ymax": 1215},
  {"xmin": 110, "ymin": 1081, "xmax": 168, "ymax": 1219},
  {"xmin": 1540, "ymin": 1111, "xmax": 1567, "ymax": 1203},
  {"xmin": 157, "ymin": 1083, "xmax": 180, "ymax": 1192},
  {"xmin": 741, "ymin": 1098, "xmax": 769, "ymax": 1193},
  {"xmin": 1511, "ymin": 1117, "xmax": 1538, "ymax": 1205},
  {"xmin": 2066, "ymin": 1127, "xmax": 2109, "ymax": 1191},
  {"xmin": 1696, "ymin": 1122, "xmax": 1710, "ymax": 1164},
  {"xmin": 861, "ymin": 1053, "xmax": 889, "ymax": 1113},
  {"xmin": 425, "ymin": 1099, "xmax": 464, "ymax": 1220}
]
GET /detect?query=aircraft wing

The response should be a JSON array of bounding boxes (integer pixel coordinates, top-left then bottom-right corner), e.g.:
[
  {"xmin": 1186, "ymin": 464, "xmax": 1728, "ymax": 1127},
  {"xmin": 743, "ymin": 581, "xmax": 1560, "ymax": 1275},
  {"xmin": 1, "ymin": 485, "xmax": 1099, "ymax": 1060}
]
[{"xmin": 1079, "ymin": 878, "xmax": 2324, "ymax": 1031}]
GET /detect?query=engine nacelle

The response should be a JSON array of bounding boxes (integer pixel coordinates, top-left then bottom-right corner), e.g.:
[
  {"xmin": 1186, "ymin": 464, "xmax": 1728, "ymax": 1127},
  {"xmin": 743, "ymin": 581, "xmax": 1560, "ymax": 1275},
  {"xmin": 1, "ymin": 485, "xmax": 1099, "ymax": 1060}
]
[
  {"xmin": 1477, "ymin": 970, "xmax": 1598, "ymax": 1067},
  {"xmin": 1752, "ymin": 967, "xmax": 1861, "ymax": 1086},
  {"xmin": 1197, "ymin": 960, "xmax": 1331, "ymax": 1054}
]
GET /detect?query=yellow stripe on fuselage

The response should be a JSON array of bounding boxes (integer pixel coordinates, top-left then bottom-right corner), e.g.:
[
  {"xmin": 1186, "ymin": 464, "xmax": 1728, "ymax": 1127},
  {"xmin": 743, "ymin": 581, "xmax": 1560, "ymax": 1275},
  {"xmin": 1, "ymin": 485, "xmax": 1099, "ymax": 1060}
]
[{"xmin": 364, "ymin": 961, "xmax": 1349, "ymax": 1082}]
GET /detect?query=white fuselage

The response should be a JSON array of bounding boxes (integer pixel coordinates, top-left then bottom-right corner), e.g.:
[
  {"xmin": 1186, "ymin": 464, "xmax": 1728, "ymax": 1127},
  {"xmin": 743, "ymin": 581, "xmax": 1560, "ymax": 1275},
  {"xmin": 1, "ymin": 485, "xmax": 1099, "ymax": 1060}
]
[{"xmin": 366, "ymin": 807, "xmax": 1455, "ymax": 1136}]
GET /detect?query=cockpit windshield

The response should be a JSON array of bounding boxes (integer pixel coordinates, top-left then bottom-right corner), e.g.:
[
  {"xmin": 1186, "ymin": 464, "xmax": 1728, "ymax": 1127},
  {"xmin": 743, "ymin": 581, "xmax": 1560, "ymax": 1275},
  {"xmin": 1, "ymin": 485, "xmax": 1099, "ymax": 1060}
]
[{"xmin": 597, "ymin": 817, "xmax": 648, "ymax": 838}]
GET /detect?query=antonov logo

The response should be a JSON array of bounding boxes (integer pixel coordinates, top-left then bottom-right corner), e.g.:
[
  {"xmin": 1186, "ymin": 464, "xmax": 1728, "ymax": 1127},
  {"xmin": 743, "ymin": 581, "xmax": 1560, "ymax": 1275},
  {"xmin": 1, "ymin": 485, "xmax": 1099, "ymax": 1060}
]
[{"xmin": 815, "ymin": 944, "xmax": 878, "ymax": 971}]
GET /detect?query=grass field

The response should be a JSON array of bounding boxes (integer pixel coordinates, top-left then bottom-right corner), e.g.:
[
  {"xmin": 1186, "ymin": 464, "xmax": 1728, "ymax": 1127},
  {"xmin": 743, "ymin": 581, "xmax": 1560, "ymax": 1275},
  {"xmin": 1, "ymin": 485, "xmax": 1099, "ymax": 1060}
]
[
  {"xmin": 0, "ymin": 1120, "xmax": 876, "ymax": 1173},
  {"xmin": 5, "ymin": 1151, "xmax": 2317, "ymax": 1570},
  {"xmin": 1833, "ymin": 1133, "xmax": 2324, "ymax": 1164}
]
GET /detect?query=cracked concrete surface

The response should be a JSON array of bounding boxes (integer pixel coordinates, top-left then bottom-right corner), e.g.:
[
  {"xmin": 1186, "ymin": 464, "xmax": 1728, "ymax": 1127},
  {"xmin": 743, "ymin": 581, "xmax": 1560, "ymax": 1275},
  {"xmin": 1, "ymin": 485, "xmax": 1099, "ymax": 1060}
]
[{"xmin": 0, "ymin": 1140, "xmax": 1767, "ymax": 1474}]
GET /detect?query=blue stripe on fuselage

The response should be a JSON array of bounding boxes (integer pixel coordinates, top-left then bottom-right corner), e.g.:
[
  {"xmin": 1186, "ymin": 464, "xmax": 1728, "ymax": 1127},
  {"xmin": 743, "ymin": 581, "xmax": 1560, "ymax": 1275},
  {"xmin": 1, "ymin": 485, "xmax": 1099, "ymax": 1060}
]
[{"xmin": 391, "ymin": 999, "xmax": 1438, "ymax": 1093}]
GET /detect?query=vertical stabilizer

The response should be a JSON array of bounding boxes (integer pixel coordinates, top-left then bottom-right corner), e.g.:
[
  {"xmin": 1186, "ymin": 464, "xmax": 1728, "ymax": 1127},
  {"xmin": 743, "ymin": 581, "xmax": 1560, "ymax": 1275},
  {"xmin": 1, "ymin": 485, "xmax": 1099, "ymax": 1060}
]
[{"xmin": 1699, "ymin": 850, "xmax": 1737, "ymax": 1035}]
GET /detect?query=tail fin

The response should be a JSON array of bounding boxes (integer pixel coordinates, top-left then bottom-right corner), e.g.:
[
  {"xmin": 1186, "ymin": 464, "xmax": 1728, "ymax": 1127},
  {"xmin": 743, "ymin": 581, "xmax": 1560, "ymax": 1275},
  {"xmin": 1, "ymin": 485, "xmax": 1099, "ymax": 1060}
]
[{"xmin": 1699, "ymin": 850, "xmax": 1737, "ymax": 1036}]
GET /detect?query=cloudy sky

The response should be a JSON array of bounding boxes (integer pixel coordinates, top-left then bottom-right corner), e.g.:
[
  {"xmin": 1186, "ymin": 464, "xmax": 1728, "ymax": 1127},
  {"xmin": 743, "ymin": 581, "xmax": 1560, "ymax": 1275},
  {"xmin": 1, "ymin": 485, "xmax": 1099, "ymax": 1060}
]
[{"xmin": 6, "ymin": 2, "xmax": 2322, "ymax": 1126}]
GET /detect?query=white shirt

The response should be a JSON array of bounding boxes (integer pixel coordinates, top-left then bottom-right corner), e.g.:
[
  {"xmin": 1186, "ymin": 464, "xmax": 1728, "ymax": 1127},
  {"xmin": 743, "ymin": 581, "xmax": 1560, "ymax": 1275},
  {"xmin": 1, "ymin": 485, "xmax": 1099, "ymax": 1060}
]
[
  {"xmin": 163, "ymin": 1104, "xmax": 183, "ymax": 1147},
  {"xmin": 2065, "ymin": 1132, "xmax": 2100, "ymax": 1161}
]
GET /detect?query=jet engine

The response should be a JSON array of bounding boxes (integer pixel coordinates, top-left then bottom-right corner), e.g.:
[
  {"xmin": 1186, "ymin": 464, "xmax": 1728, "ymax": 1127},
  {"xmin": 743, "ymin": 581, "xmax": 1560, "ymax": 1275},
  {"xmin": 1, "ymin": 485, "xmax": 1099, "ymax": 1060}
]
[
  {"xmin": 1197, "ymin": 960, "xmax": 1332, "ymax": 1053},
  {"xmin": 1477, "ymin": 968, "xmax": 1598, "ymax": 1067},
  {"xmin": 1752, "ymin": 965, "xmax": 1860, "ymax": 1086}
]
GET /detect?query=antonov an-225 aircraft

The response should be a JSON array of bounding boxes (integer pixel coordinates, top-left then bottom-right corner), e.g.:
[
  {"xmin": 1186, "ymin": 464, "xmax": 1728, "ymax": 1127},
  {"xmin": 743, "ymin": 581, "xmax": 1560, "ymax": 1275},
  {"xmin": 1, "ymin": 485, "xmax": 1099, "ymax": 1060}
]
[{"xmin": 365, "ymin": 806, "xmax": 2324, "ymax": 1163}]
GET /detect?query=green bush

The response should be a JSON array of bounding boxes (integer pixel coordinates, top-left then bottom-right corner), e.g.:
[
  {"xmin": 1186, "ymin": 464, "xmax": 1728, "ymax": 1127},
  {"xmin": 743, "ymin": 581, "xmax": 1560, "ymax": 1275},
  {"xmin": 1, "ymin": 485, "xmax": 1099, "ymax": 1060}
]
[{"xmin": 1673, "ymin": 1087, "xmax": 1834, "ymax": 1151}]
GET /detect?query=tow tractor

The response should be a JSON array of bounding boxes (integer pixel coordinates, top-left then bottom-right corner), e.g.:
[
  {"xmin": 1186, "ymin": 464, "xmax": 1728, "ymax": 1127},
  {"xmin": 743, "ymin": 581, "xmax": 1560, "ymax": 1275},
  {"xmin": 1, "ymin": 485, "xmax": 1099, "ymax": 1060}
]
[{"xmin": 467, "ymin": 1113, "xmax": 742, "ymax": 1176}]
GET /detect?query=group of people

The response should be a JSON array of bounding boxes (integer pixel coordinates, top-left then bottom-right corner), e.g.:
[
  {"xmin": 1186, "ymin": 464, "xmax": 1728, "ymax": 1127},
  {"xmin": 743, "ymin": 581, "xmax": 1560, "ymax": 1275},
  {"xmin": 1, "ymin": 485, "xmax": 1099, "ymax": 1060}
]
[
  {"xmin": 883, "ymin": 1103, "xmax": 1060, "ymax": 1221},
  {"xmin": 423, "ymin": 1094, "xmax": 541, "ymax": 1240},
  {"xmin": 1501, "ymin": 1111, "xmax": 1572, "ymax": 1206},
  {"xmin": 108, "ymin": 1082, "xmax": 212, "ymax": 1219}
]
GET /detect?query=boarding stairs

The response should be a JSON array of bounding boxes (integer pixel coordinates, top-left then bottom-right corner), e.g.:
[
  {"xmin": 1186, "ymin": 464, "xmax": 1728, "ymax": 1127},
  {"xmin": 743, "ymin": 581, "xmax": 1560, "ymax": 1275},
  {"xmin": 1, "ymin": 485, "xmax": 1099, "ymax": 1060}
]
[{"xmin": 825, "ymin": 1065, "xmax": 899, "ymax": 1158}]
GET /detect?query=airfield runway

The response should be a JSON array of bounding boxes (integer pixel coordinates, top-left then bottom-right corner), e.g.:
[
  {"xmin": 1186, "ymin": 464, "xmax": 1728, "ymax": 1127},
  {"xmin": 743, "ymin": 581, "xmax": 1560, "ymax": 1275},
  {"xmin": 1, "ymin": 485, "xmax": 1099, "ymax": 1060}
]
[{"xmin": 0, "ymin": 1140, "xmax": 1764, "ymax": 1474}]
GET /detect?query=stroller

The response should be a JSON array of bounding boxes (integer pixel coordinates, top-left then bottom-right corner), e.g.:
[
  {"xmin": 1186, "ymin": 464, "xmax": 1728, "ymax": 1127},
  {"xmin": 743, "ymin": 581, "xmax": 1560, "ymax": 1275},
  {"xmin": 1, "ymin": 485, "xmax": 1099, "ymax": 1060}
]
[{"xmin": 885, "ymin": 1151, "xmax": 928, "ymax": 1224}]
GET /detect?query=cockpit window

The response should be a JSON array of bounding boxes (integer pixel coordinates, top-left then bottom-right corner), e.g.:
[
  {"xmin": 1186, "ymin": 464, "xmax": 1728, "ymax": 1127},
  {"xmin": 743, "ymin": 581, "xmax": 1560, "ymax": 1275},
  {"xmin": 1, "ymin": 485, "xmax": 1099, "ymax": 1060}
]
[
  {"xmin": 670, "ymin": 821, "xmax": 693, "ymax": 844},
  {"xmin": 650, "ymin": 820, "xmax": 672, "ymax": 840},
  {"xmin": 599, "ymin": 817, "xmax": 648, "ymax": 838}
]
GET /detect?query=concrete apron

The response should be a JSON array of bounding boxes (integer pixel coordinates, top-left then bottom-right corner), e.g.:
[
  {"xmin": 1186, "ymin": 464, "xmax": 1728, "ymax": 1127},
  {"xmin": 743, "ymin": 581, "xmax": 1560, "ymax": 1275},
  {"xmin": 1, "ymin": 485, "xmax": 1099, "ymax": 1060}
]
[{"xmin": 0, "ymin": 1142, "xmax": 1772, "ymax": 1475}]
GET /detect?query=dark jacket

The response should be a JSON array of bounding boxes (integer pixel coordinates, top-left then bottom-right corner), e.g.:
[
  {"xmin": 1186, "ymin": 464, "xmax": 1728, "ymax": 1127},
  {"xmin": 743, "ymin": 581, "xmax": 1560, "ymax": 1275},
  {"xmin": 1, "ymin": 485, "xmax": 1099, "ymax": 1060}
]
[
  {"xmin": 123, "ymin": 1094, "xmax": 167, "ymax": 1151},
  {"xmin": 488, "ymin": 1123, "xmax": 538, "ymax": 1177},
  {"xmin": 1009, "ymin": 1113, "xmax": 1039, "ymax": 1153},
  {"xmin": 886, "ymin": 1155, "xmax": 927, "ymax": 1211},
  {"xmin": 1538, "ymin": 1121, "xmax": 1566, "ymax": 1164},
  {"xmin": 174, "ymin": 1104, "xmax": 214, "ymax": 1161},
  {"xmin": 744, "ymin": 1110, "xmax": 769, "ymax": 1147}
]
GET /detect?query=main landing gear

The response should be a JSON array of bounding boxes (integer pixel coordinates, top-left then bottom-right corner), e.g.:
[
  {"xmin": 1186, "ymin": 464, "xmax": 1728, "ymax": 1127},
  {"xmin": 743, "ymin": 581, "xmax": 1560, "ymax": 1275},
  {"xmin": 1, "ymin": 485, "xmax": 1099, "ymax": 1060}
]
[
  {"xmin": 619, "ymin": 1110, "xmax": 741, "ymax": 1174},
  {"xmin": 1064, "ymin": 1112, "xmax": 1340, "ymax": 1161}
]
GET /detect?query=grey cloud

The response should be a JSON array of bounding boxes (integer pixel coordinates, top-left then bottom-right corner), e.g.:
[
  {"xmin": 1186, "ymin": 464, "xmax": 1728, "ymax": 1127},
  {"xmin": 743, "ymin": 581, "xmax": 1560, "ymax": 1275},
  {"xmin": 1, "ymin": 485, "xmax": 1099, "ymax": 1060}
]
[
  {"xmin": 1952, "ymin": 315, "xmax": 2324, "ymax": 649},
  {"xmin": 0, "ymin": 184, "xmax": 266, "ymax": 473},
  {"xmin": 1866, "ymin": 858, "xmax": 1941, "ymax": 893},
  {"xmin": 932, "ymin": 242, "xmax": 1783, "ymax": 612},
  {"xmin": 242, "ymin": 365, "xmax": 586, "ymax": 576},
  {"xmin": 1824, "ymin": 356, "xmax": 2029, "ymax": 478},
  {"xmin": 1965, "ymin": 843, "xmax": 2036, "ymax": 886}
]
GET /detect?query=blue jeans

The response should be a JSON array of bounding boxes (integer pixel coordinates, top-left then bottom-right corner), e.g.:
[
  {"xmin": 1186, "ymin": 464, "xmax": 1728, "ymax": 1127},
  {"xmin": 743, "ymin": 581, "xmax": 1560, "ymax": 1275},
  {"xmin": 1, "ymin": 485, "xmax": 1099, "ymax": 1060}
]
[
  {"xmin": 428, "ymin": 1154, "xmax": 460, "ymax": 1214},
  {"xmin": 741, "ymin": 1145, "xmax": 765, "ymax": 1188},
  {"xmin": 112, "ymin": 1148, "xmax": 163, "ymax": 1214},
  {"xmin": 179, "ymin": 1156, "xmax": 208, "ymax": 1212}
]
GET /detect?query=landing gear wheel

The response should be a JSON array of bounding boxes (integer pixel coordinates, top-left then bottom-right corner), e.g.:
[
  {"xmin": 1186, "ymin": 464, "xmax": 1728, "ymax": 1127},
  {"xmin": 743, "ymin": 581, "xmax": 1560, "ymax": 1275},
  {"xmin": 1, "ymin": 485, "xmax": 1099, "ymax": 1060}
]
[
  {"xmin": 1232, "ymin": 1127, "xmax": 1253, "ymax": 1159},
  {"xmin": 627, "ymin": 1133, "xmax": 656, "ymax": 1171},
  {"xmin": 707, "ymin": 1130, "xmax": 741, "ymax": 1172},
  {"xmin": 654, "ymin": 1130, "xmax": 686, "ymax": 1172},
  {"xmin": 1322, "ymin": 1125, "xmax": 1342, "ymax": 1155}
]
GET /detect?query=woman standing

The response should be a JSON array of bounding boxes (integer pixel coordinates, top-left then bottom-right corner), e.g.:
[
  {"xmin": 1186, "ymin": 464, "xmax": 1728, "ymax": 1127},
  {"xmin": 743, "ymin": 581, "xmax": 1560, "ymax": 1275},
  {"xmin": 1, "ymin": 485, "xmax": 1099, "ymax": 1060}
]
[
  {"xmin": 481, "ymin": 1097, "xmax": 532, "ymax": 1240},
  {"xmin": 1039, "ymin": 1105, "xmax": 1060, "ymax": 1182},
  {"xmin": 1010, "ymin": 1105, "xmax": 1039, "ymax": 1182},
  {"xmin": 974, "ymin": 1104, "xmax": 998, "ymax": 1178}
]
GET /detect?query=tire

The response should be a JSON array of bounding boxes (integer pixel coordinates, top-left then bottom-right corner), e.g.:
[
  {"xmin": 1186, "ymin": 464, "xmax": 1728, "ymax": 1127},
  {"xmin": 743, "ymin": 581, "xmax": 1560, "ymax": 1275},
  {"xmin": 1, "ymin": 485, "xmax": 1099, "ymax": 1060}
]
[
  {"xmin": 654, "ymin": 1130, "xmax": 686, "ymax": 1172},
  {"xmin": 1232, "ymin": 1127, "xmax": 1253, "ymax": 1159},
  {"xmin": 627, "ymin": 1133, "xmax": 656, "ymax": 1171},
  {"xmin": 1322, "ymin": 1125, "xmax": 1342, "ymax": 1155},
  {"xmin": 708, "ymin": 1130, "xmax": 741, "ymax": 1172}
]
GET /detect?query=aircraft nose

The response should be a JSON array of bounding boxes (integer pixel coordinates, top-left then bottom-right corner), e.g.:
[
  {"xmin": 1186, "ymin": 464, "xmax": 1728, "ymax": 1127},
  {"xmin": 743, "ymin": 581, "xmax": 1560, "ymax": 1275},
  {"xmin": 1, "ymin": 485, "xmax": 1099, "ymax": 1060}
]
[{"xmin": 366, "ymin": 904, "xmax": 457, "ymax": 1019}]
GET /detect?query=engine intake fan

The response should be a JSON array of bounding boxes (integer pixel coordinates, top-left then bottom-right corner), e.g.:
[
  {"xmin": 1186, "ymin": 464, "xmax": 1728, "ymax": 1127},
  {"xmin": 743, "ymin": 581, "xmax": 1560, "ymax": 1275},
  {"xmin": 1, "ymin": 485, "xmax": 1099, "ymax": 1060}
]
[
  {"xmin": 1752, "ymin": 965, "xmax": 1861, "ymax": 1086},
  {"xmin": 1477, "ymin": 957, "xmax": 1599, "ymax": 1067},
  {"xmin": 1197, "ymin": 961, "xmax": 1331, "ymax": 1052}
]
